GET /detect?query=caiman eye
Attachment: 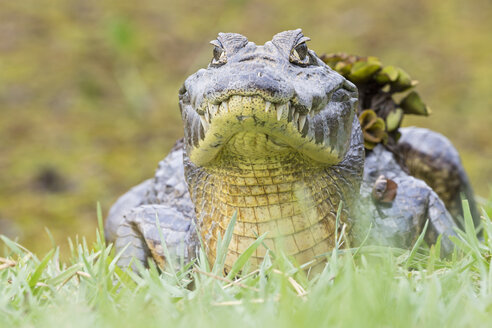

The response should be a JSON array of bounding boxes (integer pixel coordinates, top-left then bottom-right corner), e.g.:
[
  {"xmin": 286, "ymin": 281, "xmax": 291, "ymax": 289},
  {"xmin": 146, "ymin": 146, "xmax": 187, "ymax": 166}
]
[
  {"xmin": 293, "ymin": 43, "xmax": 308, "ymax": 59},
  {"xmin": 290, "ymin": 41, "xmax": 313, "ymax": 66},
  {"xmin": 211, "ymin": 45, "xmax": 227, "ymax": 66}
]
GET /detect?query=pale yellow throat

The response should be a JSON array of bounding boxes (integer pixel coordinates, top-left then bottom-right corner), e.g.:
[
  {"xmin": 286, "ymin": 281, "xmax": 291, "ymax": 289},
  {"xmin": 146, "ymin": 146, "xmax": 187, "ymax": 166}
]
[{"xmin": 190, "ymin": 130, "xmax": 347, "ymax": 271}]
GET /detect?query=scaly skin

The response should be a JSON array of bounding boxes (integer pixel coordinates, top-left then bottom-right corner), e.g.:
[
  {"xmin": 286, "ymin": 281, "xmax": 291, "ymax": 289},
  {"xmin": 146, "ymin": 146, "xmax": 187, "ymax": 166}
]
[
  {"xmin": 184, "ymin": 125, "xmax": 363, "ymax": 269},
  {"xmin": 354, "ymin": 143, "xmax": 457, "ymax": 256},
  {"xmin": 106, "ymin": 30, "xmax": 473, "ymax": 271},
  {"xmin": 397, "ymin": 127, "xmax": 480, "ymax": 228}
]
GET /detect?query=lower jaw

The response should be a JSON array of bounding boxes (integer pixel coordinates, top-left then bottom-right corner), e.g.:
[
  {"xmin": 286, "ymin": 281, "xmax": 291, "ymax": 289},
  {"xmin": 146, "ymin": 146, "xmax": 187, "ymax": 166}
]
[{"xmin": 186, "ymin": 143, "xmax": 352, "ymax": 271}]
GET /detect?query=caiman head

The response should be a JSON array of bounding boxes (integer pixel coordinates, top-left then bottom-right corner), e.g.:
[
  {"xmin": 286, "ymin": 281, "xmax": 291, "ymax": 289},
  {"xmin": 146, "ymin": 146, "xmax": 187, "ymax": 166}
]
[{"xmin": 178, "ymin": 29, "xmax": 364, "ymax": 269}]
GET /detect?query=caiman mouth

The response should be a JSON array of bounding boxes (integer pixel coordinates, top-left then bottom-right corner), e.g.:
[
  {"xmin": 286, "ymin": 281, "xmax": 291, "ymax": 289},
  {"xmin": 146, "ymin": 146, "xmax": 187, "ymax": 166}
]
[
  {"xmin": 183, "ymin": 88, "xmax": 356, "ymax": 166},
  {"xmin": 197, "ymin": 95, "xmax": 308, "ymax": 143}
]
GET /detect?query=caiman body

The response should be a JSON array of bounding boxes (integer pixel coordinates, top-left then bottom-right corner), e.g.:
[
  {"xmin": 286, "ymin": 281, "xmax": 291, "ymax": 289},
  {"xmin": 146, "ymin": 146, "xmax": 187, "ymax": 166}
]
[{"xmin": 105, "ymin": 30, "xmax": 478, "ymax": 271}]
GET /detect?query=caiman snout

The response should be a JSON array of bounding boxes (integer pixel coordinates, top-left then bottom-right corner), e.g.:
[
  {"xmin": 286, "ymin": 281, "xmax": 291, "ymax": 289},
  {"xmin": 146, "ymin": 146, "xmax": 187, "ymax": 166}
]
[{"xmin": 203, "ymin": 63, "xmax": 294, "ymax": 105}]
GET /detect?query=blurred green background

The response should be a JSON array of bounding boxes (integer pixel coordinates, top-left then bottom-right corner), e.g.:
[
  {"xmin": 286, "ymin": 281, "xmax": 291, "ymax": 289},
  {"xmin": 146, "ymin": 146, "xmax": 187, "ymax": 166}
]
[{"xmin": 1, "ymin": 0, "xmax": 491, "ymax": 255}]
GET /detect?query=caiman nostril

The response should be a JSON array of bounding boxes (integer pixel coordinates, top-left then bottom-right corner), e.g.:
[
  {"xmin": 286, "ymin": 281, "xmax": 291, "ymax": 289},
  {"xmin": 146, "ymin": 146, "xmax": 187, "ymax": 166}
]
[{"xmin": 238, "ymin": 55, "xmax": 277, "ymax": 63}]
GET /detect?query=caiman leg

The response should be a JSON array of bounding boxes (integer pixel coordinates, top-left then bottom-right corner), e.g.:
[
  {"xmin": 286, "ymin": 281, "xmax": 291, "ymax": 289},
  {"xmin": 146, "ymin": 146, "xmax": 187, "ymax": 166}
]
[
  {"xmin": 114, "ymin": 205, "xmax": 198, "ymax": 270},
  {"xmin": 397, "ymin": 127, "xmax": 480, "ymax": 229},
  {"xmin": 106, "ymin": 141, "xmax": 199, "ymax": 270},
  {"xmin": 424, "ymin": 186, "xmax": 458, "ymax": 256},
  {"xmin": 105, "ymin": 179, "xmax": 153, "ymax": 243},
  {"xmin": 362, "ymin": 176, "xmax": 458, "ymax": 257},
  {"xmin": 359, "ymin": 145, "xmax": 458, "ymax": 257}
]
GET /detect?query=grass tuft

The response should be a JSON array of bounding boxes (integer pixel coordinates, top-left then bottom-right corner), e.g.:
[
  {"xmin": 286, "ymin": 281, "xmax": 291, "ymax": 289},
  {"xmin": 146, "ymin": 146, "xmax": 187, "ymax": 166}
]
[{"xmin": 2, "ymin": 202, "xmax": 492, "ymax": 327}]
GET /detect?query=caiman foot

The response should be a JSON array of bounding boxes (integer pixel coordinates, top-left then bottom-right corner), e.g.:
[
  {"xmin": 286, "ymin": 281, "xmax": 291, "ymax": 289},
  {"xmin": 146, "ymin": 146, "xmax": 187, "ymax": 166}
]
[{"xmin": 113, "ymin": 205, "xmax": 198, "ymax": 270}]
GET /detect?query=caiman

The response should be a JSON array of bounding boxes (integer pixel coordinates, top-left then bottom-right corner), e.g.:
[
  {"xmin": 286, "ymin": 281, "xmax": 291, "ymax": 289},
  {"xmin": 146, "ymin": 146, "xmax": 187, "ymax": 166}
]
[{"xmin": 105, "ymin": 29, "xmax": 479, "ymax": 272}]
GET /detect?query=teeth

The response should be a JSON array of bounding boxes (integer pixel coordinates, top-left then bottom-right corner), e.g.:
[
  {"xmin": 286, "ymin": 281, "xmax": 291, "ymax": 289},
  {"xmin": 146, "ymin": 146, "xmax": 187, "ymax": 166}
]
[
  {"xmin": 208, "ymin": 103, "xmax": 218, "ymax": 119},
  {"xmin": 293, "ymin": 111, "xmax": 299, "ymax": 126},
  {"xmin": 219, "ymin": 101, "xmax": 228, "ymax": 113},
  {"xmin": 276, "ymin": 103, "xmax": 288, "ymax": 121},
  {"xmin": 276, "ymin": 105, "xmax": 283, "ymax": 121},
  {"xmin": 298, "ymin": 115, "xmax": 307, "ymax": 131},
  {"xmin": 199, "ymin": 115, "xmax": 209, "ymax": 131},
  {"xmin": 199, "ymin": 99, "xmax": 307, "ymax": 130}
]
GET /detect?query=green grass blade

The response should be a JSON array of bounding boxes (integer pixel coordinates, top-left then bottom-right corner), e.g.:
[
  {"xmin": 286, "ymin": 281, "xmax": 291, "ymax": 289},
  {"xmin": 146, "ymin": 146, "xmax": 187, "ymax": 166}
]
[
  {"xmin": 462, "ymin": 200, "xmax": 481, "ymax": 250},
  {"xmin": 46, "ymin": 263, "xmax": 84, "ymax": 286},
  {"xmin": 405, "ymin": 219, "xmax": 428, "ymax": 269},
  {"xmin": 335, "ymin": 201, "xmax": 343, "ymax": 251},
  {"xmin": 28, "ymin": 249, "xmax": 55, "ymax": 289},
  {"xmin": 226, "ymin": 232, "xmax": 267, "ymax": 279},
  {"xmin": 96, "ymin": 201, "xmax": 106, "ymax": 245},
  {"xmin": 1, "ymin": 235, "xmax": 31, "ymax": 257},
  {"xmin": 212, "ymin": 211, "xmax": 237, "ymax": 275}
]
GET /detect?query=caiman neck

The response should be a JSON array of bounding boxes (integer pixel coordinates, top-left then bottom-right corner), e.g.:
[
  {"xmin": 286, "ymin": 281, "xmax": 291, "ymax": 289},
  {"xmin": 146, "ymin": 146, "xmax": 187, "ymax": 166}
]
[{"xmin": 185, "ymin": 132, "xmax": 351, "ymax": 270}]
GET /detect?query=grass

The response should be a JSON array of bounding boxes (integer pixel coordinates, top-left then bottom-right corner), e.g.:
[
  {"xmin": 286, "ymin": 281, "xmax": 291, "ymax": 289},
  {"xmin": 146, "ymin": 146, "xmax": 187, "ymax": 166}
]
[{"xmin": 2, "ymin": 202, "xmax": 492, "ymax": 327}]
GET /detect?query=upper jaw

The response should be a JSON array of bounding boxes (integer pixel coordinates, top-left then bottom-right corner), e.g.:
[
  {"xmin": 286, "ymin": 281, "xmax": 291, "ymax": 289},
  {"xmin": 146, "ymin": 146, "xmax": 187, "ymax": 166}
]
[
  {"xmin": 192, "ymin": 79, "xmax": 349, "ymax": 137},
  {"xmin": 196, "ymin": 96, "xmax": 310, "ymax": 135}
]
